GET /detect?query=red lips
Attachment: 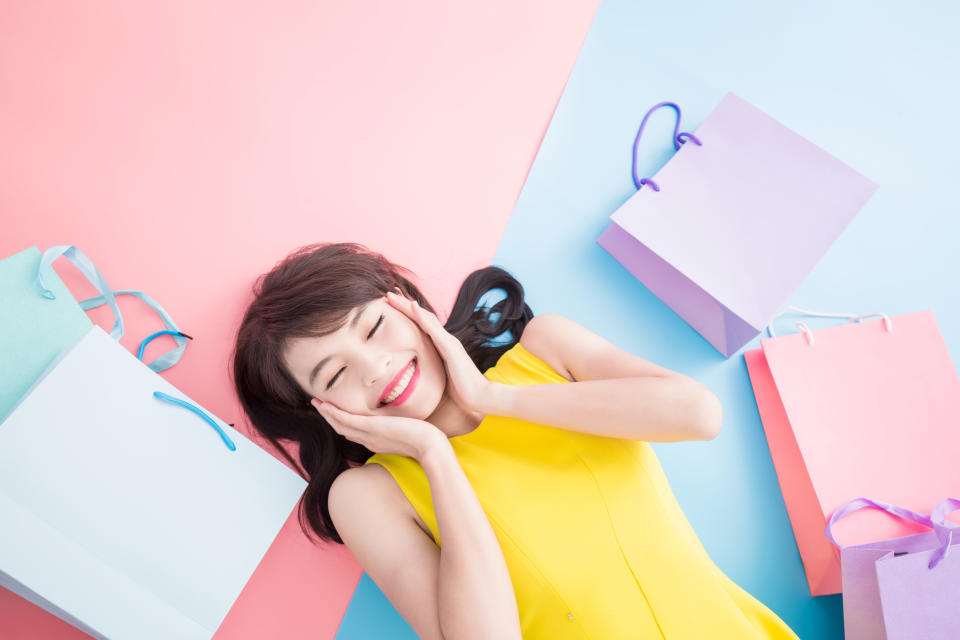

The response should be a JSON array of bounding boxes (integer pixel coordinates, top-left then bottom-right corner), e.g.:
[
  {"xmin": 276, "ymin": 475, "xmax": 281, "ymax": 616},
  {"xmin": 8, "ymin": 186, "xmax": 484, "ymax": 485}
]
[{"xmin": 380, "ymin": 358, "xmax": 416, "ymax": 404}]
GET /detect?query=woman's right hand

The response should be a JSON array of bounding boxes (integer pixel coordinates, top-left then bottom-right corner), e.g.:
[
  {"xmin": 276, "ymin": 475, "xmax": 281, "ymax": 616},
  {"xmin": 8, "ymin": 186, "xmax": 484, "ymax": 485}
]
[{"xmin": 311, "ymin": 399, "xmax": 443, "ymax": 460}]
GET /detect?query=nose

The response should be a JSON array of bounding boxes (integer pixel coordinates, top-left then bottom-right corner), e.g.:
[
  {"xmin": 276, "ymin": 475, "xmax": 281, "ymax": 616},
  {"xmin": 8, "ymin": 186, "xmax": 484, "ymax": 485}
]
[{"xmin": 364, "ymin": 353, "xmax": 392, "ymax": 389}]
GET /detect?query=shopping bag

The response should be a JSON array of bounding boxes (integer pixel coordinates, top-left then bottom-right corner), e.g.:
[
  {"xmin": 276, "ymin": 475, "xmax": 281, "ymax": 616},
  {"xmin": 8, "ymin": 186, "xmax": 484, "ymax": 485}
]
[
  {"xmin": 0, "ymin": 245, "xmax": 188, "ymax": 421},
  {"xmin": 0, "ymin": 324, "xmax": 308, "ymax": 640},
  {"xmin": 596, "ymin": 93, "xmax": 878, "ymax": 357},
  {"xmin": 743, "ymin": 307, "xmax": 960, "ymax": 596},
  {"xmin": 825, "ymin": 497, "xmax": 960, "ymax": 640}
]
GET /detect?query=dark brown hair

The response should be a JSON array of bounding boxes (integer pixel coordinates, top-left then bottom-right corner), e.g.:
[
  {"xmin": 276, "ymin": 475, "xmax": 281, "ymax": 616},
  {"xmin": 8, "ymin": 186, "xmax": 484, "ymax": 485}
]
[{"xmin": 230, "ymin": 242, "xmax": 533, "ymax": 545}]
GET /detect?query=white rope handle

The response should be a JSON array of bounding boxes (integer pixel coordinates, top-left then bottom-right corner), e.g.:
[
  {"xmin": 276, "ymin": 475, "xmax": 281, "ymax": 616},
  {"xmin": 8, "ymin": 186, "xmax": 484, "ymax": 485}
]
[{"xmin": 766, "ymin": 305, "xmax": 893, "ymax": 346}]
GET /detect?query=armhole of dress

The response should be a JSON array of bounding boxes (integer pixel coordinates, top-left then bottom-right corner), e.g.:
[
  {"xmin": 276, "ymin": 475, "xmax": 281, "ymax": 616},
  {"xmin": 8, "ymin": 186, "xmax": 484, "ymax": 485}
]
[
  {"xmin": 365, "ymin": 459, "xmax": 439, "ymax": 546},
  {"xmin": 508, "ymin": 342, "xmax": 571, "ymax": 384}
]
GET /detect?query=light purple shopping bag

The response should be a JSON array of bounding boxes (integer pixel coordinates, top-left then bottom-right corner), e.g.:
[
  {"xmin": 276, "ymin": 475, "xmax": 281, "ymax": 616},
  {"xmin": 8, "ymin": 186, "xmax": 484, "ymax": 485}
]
[
  {"xmin": 825, "ymin": 497, "xmax": 960, "ymax": 640},
  {"xmin": 597, "ymin": 93, "xmax": 879, "ymax": 357}
]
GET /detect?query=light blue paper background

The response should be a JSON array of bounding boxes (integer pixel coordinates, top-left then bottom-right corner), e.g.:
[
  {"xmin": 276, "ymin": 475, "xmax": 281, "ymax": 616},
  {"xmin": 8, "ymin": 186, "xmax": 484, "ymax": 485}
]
[{"xmin": 337, "ymin": 0, "xmax": 959, "ymax": 637}]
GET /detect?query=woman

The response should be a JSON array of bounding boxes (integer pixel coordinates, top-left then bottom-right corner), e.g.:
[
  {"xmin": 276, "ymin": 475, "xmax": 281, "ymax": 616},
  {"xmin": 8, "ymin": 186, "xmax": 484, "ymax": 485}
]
[{"xmin": 231, "ymin": 242, "xmax": 800, "ymax": 640}]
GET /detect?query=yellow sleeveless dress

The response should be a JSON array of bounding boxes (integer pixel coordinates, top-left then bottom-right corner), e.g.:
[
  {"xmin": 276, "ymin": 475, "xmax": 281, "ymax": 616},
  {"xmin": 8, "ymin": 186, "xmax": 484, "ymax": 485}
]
[{"xmin": 365, "ymin": 342, "xmax": 800, "ymax": 639}]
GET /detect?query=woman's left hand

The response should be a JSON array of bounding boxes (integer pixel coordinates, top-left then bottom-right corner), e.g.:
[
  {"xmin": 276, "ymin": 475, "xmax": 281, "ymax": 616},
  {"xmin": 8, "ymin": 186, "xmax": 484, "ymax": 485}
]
[{"xmin": 386, "ymin": 289, "xmax": 496, "ymax": 417}]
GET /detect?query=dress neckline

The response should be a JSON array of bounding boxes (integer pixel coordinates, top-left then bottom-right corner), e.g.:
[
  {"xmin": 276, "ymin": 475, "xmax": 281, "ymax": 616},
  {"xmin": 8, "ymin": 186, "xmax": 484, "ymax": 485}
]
[
  {"xmin": 447, "ymin": 413, "xmax": 490, "ymax": 441},
  {"xmin": 447, "ymin": 343, "xmax": 526, "ymax": 442}
]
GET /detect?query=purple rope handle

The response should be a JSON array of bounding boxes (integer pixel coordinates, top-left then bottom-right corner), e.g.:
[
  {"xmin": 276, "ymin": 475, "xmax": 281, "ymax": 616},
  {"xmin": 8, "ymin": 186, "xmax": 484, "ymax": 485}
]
[
  {"xmin": 930, "ymin": 498, "xmax": 960, "ymax": 568},
  {"xmin": 824, "ymin": 497, "xmax": 959, "ymax": 570},
  {"xmin": 631, "ymin": 101, "xmax": 703, "ymax": 191}
]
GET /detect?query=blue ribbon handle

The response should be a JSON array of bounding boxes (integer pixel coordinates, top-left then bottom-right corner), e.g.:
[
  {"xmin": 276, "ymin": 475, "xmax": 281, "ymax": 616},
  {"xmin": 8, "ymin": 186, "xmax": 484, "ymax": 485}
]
[
  {"xmin": 81, "ymin": 289, "xmax": 190, "ymax": 373},
  {"xmin": 37, "ymin": 245, "xmax": 190, "ymax": 373},
  {"xmin": 152, "ymin": 391, "xmax": 236, "ymax": 451},
  {"xmin": 37, "ymin": 245, "xmax": 124, "ymax": 339},
  {"xmin": 37, "ymin": 246, "xmax": 231, "ymax": 449}
]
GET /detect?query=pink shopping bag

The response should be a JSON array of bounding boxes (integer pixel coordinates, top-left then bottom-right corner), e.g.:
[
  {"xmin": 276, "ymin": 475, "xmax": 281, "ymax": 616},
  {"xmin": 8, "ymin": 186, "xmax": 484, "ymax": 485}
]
[
  {"xmin": 825, "ymin": 498, "xmax": 960, "ymax": 640},
  {"xmin": 597, "ymin": 93, "xmax": 878, "ymax": 357},
  {"xmin": 743, "ymin": 308, "xmax": 960, "ymax": 595}
]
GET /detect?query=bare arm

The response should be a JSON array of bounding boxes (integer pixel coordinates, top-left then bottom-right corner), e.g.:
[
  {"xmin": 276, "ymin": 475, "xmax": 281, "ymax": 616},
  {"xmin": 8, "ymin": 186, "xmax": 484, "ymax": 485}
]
[
  {"xmin": 480, "ymin": 312, "xmax": 724, "ymax": 442},
  {"xmin": 420, "ymin": 433, "xmax": 522, "ymax": 640},
  {"xmin": 483, "ymin": 375, "xmax": 721, "ymax": 442}
]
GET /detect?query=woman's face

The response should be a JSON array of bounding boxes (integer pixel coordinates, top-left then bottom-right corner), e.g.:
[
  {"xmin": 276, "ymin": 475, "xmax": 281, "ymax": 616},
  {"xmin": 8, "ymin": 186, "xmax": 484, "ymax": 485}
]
[{"xmin": 282, "ymin": 295, "xmax": 445, "ymax": 418}]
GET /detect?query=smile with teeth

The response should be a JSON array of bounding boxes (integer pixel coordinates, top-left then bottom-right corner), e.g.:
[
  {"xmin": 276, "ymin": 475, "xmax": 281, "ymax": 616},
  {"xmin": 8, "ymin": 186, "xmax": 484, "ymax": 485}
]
[{"xmin": 380, "ymin": 359, "xmax": 417, "ymax": 406}]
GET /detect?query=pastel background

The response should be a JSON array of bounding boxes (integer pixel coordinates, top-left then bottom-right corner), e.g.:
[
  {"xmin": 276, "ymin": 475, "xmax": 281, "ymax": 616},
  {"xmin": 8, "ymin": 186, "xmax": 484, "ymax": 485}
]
[
  {"xmin": 2, "ymin": 1, "xmax": 958, "ymax": 640},
  {"xmin": 0, "ymin": 1, "xmax": 600, "ymax": 638},
  {"xmin": 489, "ymin": 1, "xmax": 959, "ymax": 639}
]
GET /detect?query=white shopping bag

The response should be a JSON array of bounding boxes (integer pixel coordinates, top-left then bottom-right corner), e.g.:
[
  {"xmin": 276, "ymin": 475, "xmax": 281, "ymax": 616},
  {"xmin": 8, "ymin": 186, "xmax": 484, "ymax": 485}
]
[{"xmin": 0, "ymin": 325, "xmax": 307, "ymax": 640}]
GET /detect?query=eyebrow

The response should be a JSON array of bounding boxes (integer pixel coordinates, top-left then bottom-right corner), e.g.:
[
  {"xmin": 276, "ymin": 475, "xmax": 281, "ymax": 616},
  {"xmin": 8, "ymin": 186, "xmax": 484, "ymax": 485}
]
[{"xmin": 308, "ymin": 303, "xmax": 371, "ymax": 389}]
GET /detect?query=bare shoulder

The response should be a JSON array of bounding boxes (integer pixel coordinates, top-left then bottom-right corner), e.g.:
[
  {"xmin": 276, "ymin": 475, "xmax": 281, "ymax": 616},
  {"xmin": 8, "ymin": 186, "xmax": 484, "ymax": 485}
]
[
  {"xmin": 521, "ymin": 312, "xmax": 682, "ymax": 382},
  {"xmin": 329, "ymin": 463, "xmax": 405, "ymax": 512},
  {"xmin": 519, "ymin": 313, "xmax": 576, "ymax": 381},
  {"xmin": 330, "ymin": 463, "xmax": 434, "ymax": 542}
]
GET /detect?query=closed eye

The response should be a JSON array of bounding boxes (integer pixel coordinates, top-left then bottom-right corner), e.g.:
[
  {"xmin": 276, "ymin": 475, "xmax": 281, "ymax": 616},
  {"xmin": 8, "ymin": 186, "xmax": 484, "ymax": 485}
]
[{"xmin": 326, "ymin": 314, "xmax": 384, "ymax": 390}]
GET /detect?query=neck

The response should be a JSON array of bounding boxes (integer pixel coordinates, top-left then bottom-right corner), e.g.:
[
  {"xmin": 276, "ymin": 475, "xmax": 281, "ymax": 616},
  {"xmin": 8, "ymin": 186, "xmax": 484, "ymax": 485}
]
[{"xmin": 426, "ymin": 392, "xmax": 484, "ymax": 439}]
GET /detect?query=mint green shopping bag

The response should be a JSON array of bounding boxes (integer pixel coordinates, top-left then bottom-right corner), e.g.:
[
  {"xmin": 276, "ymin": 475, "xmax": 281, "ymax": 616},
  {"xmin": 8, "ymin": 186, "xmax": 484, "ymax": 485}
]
[
  {"xmin": 0, "ymin": 245, "xmax": 188, "ymax": 421},
  {"xmin": 0, "ymin": 247, "xmax": 94, "ymax": 421}
]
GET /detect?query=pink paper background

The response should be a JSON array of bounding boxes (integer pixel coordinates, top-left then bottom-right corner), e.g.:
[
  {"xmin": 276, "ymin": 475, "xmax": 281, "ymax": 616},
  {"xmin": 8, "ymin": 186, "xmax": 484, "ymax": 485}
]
[{"xmin": 0, "ymin": 1, "xmax": 601, "ymax": 637}]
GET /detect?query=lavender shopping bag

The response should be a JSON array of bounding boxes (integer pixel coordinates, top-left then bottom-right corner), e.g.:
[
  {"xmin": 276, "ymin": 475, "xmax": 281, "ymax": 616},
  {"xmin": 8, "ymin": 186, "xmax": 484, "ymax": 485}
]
[
  {"xmin": 825, "ymin": 497, "xmax": 960, "ymax": 640},
  {"xmin": 597, "ymin": 93, "xmax": 879, "ymax": 357}
]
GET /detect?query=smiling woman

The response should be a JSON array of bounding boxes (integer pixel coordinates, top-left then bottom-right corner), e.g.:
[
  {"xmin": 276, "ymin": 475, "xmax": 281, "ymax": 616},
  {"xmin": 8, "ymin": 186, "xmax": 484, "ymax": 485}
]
[
  {"xmin": 230, "ymin": 241, "xmax": 799, "ymax": 640},
  {"xmin": 230, "ymin": 241, "xmax": 534, "ymax": 546},
  {"xmin": 231, "ymin": 242, "xmax": 536, "ymax": 638}
]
